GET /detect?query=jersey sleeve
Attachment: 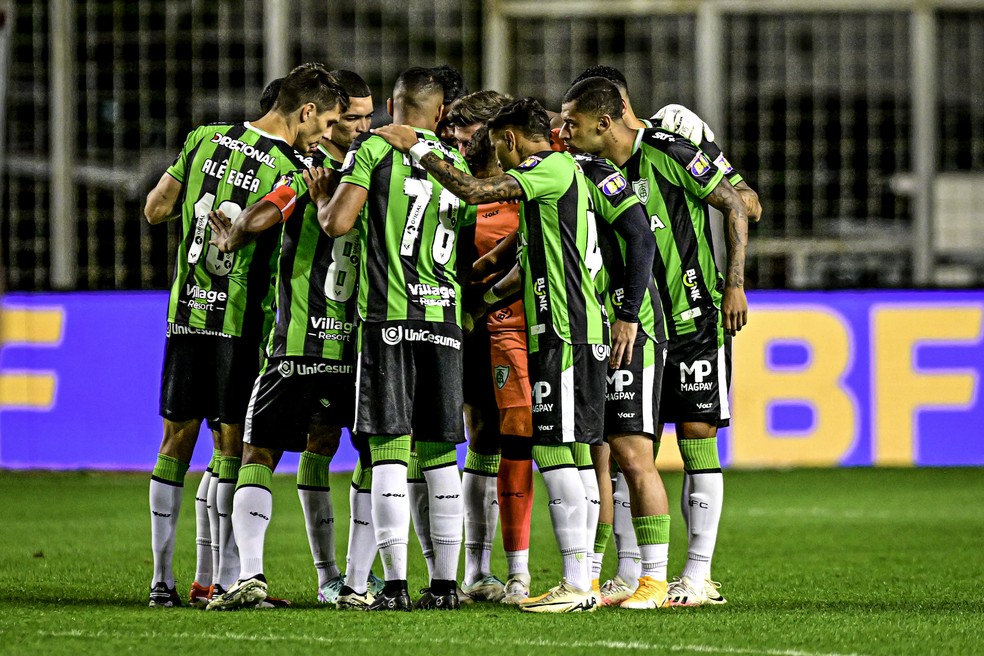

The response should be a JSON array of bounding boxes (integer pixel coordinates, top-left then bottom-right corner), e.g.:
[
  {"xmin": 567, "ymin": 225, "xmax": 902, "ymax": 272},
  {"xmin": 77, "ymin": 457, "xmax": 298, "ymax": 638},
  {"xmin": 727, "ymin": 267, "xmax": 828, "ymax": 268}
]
[
  {"xmin": 339, "ymin": 133, "xmax": 389, "ymax": 190},
  {"xmin": 505, "ymin": 153, "xmax": 558, "ymax": 202},
  {"xmin": 644, "ymin": 129, "xmax": 724, "ymax": 199},
  {"xmin": 580, "ymin": 156, "xmax": 640, "ymax": 225},
  {"xmin": 165, "ymin": 126, "xmax": 206, "ymax": 184},
  {"xmin": 698, "ymin": 138, "xmax": 744, "ymax": 187}
]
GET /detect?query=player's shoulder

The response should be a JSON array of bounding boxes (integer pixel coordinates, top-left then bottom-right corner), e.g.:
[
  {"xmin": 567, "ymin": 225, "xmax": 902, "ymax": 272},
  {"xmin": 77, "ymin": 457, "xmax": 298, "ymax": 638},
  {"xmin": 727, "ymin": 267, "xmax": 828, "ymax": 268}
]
[
  {"xmin": 641, "ymin": 127, "xmax": 714, "ymax": 173},
  {"xmin": 571, "ymin": 153, "xmax": 628, "ymax": 195},
  {"xmin": 514, "ymin": 149, "xmax": 568, "ymax": 173}
]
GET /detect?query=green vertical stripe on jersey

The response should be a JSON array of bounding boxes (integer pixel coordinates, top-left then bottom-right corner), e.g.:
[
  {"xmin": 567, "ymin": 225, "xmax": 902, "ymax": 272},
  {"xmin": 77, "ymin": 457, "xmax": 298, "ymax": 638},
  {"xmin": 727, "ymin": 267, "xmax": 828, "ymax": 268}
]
[
  {"xmin": 269, "ymin": 146, "xmax": 359, "ymax": 360},
  {"xmin": 575, "ymin": 153, "xmax": 667, "ymax": 346},
  {"xmin": 508, "ymin": 150, "xmax": 606, "ymax": 353},
  {"xmin": 339, "ymin": 130, "xmax": 477, "ymax": 326},
  {"xmin": 165, "ymin": 122, "xmax": 311, "ymax": 337},
  {"xmin": 620, "ymin": 128, "xmax": 724, "ymax": 339}
]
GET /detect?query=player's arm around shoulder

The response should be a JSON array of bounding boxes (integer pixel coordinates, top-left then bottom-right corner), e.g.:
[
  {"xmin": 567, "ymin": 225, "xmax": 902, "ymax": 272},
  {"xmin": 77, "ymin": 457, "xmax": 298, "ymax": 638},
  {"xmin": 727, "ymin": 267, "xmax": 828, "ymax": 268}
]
[{"xmin": 372, "ymin": 124, "xmax": 524, "ymax": 205}]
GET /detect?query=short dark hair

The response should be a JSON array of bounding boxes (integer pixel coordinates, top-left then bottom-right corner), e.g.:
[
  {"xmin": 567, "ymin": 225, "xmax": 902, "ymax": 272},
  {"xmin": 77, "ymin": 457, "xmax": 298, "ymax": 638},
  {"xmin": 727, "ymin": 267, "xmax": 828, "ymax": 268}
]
[
  {"xmin": 259, "ymin": 77, "xmax": 283, "ymax": 114},
  {"xmin": 329, "ymin": 69, "xmax": 372, "ymax": 99},
  {"xmin": 563, "ymin": 77, "xmax": 625, "ymax": 121},
  {"xmin": 570, "ymin": 65, "xmax": 628, "ymax": 95},
  {"xmin": 487, "ymin": 97, "xmax": 551, "ymax": 142},
  {"xmin": 431, "ymin": 64, "xmax": 468, "ymax": 105},
  {"xmin": 274, "ymin": 63, "xmax": 350, "ymax": 115},
  {"xmin": 393, "ymin": 66, "xmax": 444, "ymax": 112},
  {"xmin": 446, "ymin": 90, "xmax": 511, "ymax": 128}
]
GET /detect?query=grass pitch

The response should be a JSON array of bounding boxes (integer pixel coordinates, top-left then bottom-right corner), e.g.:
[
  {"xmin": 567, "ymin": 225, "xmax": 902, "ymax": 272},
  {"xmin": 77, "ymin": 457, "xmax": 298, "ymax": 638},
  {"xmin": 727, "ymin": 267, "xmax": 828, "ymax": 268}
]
[{"xmin": 0, "ymin": 468, "xmax": 981, "ymax": 655}]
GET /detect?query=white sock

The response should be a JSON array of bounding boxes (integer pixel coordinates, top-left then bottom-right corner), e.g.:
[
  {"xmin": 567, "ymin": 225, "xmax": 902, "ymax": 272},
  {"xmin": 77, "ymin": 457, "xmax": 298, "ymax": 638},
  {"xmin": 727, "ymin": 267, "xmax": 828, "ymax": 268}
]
[
  {"xmin": 207, "ymin": 473, "xmax": 220, "ymax": 584},
  {"xmin": 681, "ymin": 472, "xmax": 723, "ymax": 583},
  {"xmin": 579, "ymin": 468, "xmax": 600, "ymax": 579},
  {"xmin": 506, "ymin": 549, "xmax": 529, "ymax": 577},
  {"xmin": 193, "ymin": 471, "xmax": 212, "ymax": 586},
  {"xmin": 149, "ymin": 479, "xmax": 183, "ymax": 588},
  {"xmin": 216, "ymin": 480, "xmax": 240, "ymax": 588},
  {"xmin": 298, "ymin": 487, "xmax": 339, "ymax": 587},
  {"xmin": 590, "ymin": 552, "xmax": 603, "ymax": 580},
  {"xmin": 462, "ymin": 469, "xmax": 498, "ymax": 585},
  {"xmin": 613, "ymin": 473, "xmax": 641, "ymax": 583},
  {"xmin": 681, "ymin": 472, "xmax": 692, "ymax": 531},
  {"xmin": 424, "ymin": 464, "xmax": 464, "ymax": 583},
  {"xmin": 371, "ymin": 463, "xmax": 409, "ymax": 581},
  {"xmin": 639, "ymin": 542, "xmax": 669, "ymax": 581},
  {"xmin": 346, "ymin": 486, "xmax": 376, "ymax": 594},
  {"xmin": 408, "ymin": 478, "xmax": 434, "ymax": 580},
  {"xmin": 540, "ymin": 467, "xmax": 589, "ymax": 591},
  {"xmin": 231, "ymin": 485, "xmax": 271, "ymax": 580}
]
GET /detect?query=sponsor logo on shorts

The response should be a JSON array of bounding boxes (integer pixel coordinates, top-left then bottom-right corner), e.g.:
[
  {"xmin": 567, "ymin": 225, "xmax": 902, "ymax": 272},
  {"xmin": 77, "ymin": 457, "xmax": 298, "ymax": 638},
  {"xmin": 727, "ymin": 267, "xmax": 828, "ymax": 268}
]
[
  {"xmin": 494, "ymin": 365, "xmax": 510, "ymax": 389},
  {"xmin": 278, "ymin": 360, "xmax": 354, "ymax": 377},
  {"xmin": 632, "ymin": 178, "xmax": 650, "ymax": 204},
  {"xmin": 606, "ymin": 370, "xmax": 635, "ymax": 400},
  {"xmin": 680, "ymin": 360, "xmax": 713, "ymax": 392},
  {"xmin": 599, "ymin": 172, "xmax": 628, "ymax": 197},
  {"xmin": 532, "ymin": 381, "xmax": 553, "ymax": 412},
  {"xmin": 538, "ymin": 425, "xmax": 554, "ymax": 431},
  {"xmin": 683, "ymin": 268, "xmax": 702, "ymax": 302},
  {"xmin": 697, "ymin": 402, "xmax": 713, "ymax": 409},
  {"xmin": 680, "ymin": 307, "xmax": 702, "ymax": 321},
  {"xmin": 320, "ymin": 399, "xmax": 331, "ymax": 408},
  {"xmin": 617, "ymin": 412, "xmax": 636, "ymax": 419},
  {"xmin": 379, "ymin": 325, "xmax": 462, "ymax": 350},
  {"xmin": 592, "ymin": 344, "xmax": 611, "ymax": 362},
  {"xmin": 687, "ymin": 151, "xmax": 712, "ymax": 177}
]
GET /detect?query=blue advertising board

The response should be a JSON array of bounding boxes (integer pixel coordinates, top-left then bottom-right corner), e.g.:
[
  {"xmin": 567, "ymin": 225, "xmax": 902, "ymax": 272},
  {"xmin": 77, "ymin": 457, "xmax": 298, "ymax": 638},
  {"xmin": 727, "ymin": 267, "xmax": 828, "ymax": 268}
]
[{"xmin": 1, "ymin": 290, "xmax": 982, "ymax": 470}]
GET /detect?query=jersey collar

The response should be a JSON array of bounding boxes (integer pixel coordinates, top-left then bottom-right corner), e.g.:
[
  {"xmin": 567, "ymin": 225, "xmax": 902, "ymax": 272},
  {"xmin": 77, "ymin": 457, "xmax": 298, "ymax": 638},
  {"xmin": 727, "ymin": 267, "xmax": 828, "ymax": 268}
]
[
  {"xmin": 631, "ymin": 128, "xmax": 645, "ymax": 156},
  {"xmin": 244, "ymin": 121, "xmax": 290, "ymax": 145}
]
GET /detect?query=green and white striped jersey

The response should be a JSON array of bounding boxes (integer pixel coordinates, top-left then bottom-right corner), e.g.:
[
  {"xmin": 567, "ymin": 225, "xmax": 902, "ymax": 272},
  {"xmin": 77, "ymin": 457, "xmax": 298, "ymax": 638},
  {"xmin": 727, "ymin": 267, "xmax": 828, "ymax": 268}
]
[
  {"xmin": 165, "ymin": 122, "xmax": 310, "ymax": 337},
  {"xmin": 339, "ymin": 129, "xmax": 477, "ymax": 326}
]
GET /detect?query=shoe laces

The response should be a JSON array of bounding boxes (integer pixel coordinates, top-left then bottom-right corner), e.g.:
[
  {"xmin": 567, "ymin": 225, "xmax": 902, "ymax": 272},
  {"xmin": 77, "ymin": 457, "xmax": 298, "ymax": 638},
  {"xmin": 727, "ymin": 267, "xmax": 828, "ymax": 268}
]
[
  {"xmin": 600, "ymin": 576, "xmax": 629, "ymax": 594},
  {"xmin": 667, "ymin": 577, "xmax": 699, "ymax": 596}
]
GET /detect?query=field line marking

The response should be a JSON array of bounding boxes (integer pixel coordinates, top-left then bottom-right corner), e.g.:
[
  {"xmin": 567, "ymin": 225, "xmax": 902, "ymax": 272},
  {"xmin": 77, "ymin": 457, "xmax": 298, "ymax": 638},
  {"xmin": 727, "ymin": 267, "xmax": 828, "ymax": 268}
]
[{"xmin": 35, "ymin": 628, "xmax": 865, "ymax": 656}]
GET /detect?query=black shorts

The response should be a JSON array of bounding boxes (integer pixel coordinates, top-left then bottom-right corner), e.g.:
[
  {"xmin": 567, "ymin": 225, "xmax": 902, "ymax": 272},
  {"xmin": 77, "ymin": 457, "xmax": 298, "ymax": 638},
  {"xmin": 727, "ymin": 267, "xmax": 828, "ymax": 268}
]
[
  {"xmin": 462, "ymin": 323, "xmax": 500, "ymax": 441},
  {"xmin": 661, "ymin": 311, "xmax": 731, "ymax": 427},
  {"xmin": 528, "ymin": 336, "xmax": 608, "ymax": 446},
  {"xmin": 243, "ymin": 356, "xmax": 356, "ymax": 452},
  {"xmin": 355, "ymin": 320, "xmax": 466, "ymax": 442},
  {"xmin": 605, "ymin": 334, "xmax": 667, "ymax": 439},
  {"xmin": 159, "ymin": 324, "xmax": 262, "ymax": 424}
]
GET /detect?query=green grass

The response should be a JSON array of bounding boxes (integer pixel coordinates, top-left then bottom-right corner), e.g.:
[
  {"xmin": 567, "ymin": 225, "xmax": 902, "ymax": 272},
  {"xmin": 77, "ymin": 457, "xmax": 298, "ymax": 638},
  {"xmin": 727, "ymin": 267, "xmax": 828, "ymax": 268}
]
[{"xmin": 0, "ymin": 468, "xmax": 981, "ymax": 655}]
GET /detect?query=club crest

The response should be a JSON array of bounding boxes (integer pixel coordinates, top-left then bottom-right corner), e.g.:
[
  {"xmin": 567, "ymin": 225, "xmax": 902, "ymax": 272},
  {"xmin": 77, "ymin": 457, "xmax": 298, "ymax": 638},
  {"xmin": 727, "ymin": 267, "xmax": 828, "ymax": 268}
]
[{"xmin": 632, "ymin": 178, "xmax": 650, "ymax": 204}]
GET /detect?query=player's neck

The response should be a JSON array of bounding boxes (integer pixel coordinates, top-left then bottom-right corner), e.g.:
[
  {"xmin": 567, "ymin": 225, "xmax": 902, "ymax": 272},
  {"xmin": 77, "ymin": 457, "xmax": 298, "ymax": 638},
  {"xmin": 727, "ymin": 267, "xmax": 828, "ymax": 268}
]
[
  {"xmin": 251, "ymin": 112, "xmax": 295, "ymax": 145},
  {"xmin": 622, "ymin": 110, "xmax": 647, "ymax": 131},
  {"xmin": 320, "ymin": 138, "xmax": 346, "ymax": 163},
  {"xmin": 392, "ymin": 110, "xmax": 437, "ymax": 134},
  {"xmin": 601, "ymin": 122, "xmax": 637, "ymax": 167},
  {"xmin": 516, "ymin": 138, "xmax": 551, "ymax": 160}
]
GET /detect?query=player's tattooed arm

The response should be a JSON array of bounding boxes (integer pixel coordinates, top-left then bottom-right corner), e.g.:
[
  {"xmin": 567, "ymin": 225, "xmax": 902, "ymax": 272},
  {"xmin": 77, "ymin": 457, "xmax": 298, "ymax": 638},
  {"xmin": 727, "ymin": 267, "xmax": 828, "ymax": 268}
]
[
  {"xmin": 418, "ymin": 153, "xmax": 524, "ymax": 205},
  {"xmin": 370, "ymin": 124, "xmax": 524, "ymax": 204},
  {"xmin": 705, "ymin": 177, "xmax": 748, "ymax": 336},
  {"xmin": 735, "ymin": 180, "xmax": 762, "ymax": 223},
  {"xmin": 144, "ymin": 173, "xmax": 183, "ymax": 225}
]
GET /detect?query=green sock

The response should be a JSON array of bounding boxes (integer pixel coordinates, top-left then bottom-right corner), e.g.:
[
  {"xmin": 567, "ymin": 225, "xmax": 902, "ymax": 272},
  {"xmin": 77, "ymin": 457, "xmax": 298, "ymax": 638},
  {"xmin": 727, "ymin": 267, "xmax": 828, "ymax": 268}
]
[
  {"xmin": 632, "ymin": 514, "xmax": 670, "ymax": 546},
  {"xmin": 297, "ymin": 451, "xmax": 332, "ymax": 489},
  {"xmin": 416, "ymin": 441, "xmax": 458, "ymax": 470},
  {"xmin": 464, "ymin": 448, "xmax": 500, "ymax": 475},
  {"xmin": 237, "ymin": 463, "xmax": 273, "ymax": 491},
  {"xmin": 594, "ymin": 522, "xmax": 613, "ymax": 554},
  {"xmin": 152, "ymin": 454, "xmax": 189, "ymax": 485},
  {"xmin": 678, "ymin": 438, "xmax": 721, "ymax": 472},
  {"xmin": 532, "ymin": 444, "xmax": 576, "ymax": 470},
  {"xmin": 369, "ymin": 435, "xmax": 411, "ymax": 466}
]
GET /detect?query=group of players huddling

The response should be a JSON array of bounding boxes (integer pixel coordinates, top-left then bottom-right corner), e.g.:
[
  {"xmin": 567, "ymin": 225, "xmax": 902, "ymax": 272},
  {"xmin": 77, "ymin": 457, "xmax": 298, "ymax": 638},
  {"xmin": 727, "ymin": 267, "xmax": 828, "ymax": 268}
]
[{"xmin": 144, "ymin": 61, "xmax": 761, "ymax": 614}]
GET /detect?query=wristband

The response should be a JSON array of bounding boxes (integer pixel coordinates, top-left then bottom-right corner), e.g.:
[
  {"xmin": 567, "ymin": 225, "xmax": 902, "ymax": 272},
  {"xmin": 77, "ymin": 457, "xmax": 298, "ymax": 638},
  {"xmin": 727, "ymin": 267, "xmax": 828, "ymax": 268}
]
[
  {"xmin": 483, "ymin": 286, "xmax": 503, "ymax": 306},
  {"xmin": 409, "ymin": 141, "xmax": 431, "ymax": 164}
]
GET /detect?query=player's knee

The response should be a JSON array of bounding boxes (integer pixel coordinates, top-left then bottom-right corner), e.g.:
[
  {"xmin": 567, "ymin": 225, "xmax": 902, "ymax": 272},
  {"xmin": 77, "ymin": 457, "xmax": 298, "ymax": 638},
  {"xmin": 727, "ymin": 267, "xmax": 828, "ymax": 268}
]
[
  {"xmin": 306, "ymin": 424, "xmax": 342, "ymax": 456},
  {"xmin": 242, "ymin": 444, "xmax": 280, "ymax": 470},
  {"xmin": 678, "ymin": 422, "xmax": 717, "ymax": 440},
  {"xmin": 499, "ymin": 406, "xmax": 532, "ymax": 439}
]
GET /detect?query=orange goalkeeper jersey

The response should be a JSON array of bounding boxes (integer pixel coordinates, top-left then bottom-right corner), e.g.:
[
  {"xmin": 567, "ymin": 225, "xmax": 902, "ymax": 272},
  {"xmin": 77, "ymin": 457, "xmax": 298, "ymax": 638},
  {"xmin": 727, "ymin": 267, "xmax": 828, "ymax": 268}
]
[{"xmin": 475, "ymin": 200, "xmax": 524, "ymax": 333}]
